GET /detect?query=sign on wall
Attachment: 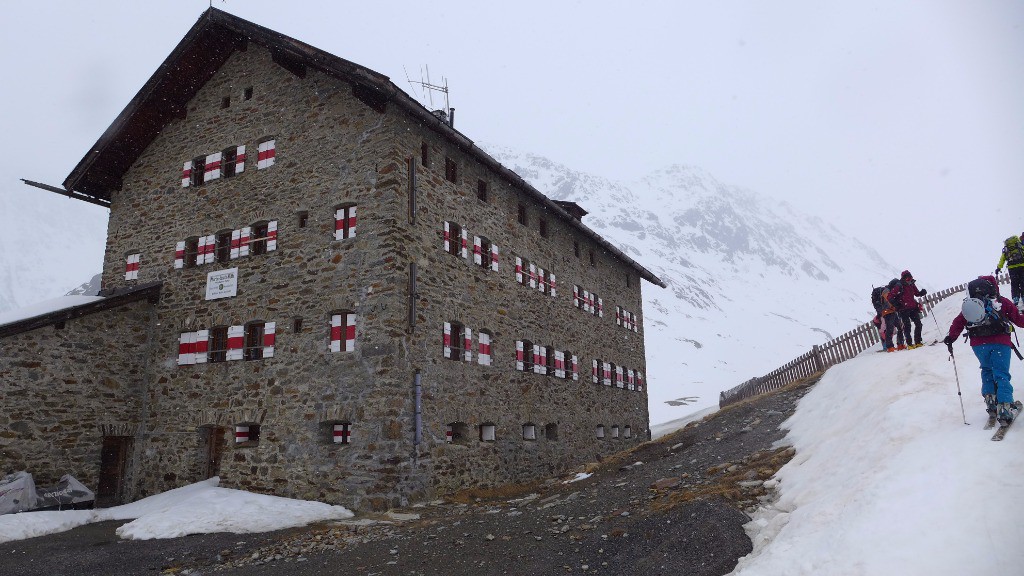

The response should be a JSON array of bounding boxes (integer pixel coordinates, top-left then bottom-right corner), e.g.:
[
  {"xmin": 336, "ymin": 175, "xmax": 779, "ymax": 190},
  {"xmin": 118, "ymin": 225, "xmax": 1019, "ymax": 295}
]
[{"xmin": 205, "ymin": 268, "xmax": 238, "ymax": 300}]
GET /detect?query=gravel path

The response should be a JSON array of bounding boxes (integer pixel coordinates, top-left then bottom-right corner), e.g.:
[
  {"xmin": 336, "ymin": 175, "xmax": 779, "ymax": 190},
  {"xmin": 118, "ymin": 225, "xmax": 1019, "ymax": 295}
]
[{"xmin": 0, "ymin": 377, "xmax": 816, "ymax": 576}]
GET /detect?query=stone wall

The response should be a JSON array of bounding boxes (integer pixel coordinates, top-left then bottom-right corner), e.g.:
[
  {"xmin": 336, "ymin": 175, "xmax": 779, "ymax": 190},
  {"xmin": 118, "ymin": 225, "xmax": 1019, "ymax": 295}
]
[{"xmin": 0, "ymin": 300, "xmax": 153, "ymax": 495}]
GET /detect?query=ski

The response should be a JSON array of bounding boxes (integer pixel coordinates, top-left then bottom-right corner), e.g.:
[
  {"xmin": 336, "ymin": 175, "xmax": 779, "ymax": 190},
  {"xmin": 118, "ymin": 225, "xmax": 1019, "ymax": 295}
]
[
  {"xmin": 991, "ymin": 401, "xmax": 1023, "ymax": 441},
  {"xmin": 984, "ymin": 414, "xmax": 998, "ymax": 430}
]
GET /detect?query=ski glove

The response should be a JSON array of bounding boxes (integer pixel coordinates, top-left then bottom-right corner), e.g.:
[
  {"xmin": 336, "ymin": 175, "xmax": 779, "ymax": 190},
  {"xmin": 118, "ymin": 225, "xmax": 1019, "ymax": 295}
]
[{"xmin": 942, "ymin": 335, "xmax": 955, "ymax": 346}]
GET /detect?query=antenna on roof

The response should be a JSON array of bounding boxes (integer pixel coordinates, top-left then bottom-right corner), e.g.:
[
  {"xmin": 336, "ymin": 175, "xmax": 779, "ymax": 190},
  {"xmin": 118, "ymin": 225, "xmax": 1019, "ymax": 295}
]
[{"xmin": 405, "ymin": 65, "xmax": 454, "ymax": 127}]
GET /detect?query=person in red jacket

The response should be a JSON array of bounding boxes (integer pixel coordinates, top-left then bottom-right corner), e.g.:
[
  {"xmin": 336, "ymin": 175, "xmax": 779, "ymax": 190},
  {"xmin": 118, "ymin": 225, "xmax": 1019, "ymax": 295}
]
[
  {"xmin": 889, "ymin": 270, "xmax": 928, "ymax": 348},
  {"xmin": 943, "ymin": 275, "xmax": 1024, "ymax": 425}
]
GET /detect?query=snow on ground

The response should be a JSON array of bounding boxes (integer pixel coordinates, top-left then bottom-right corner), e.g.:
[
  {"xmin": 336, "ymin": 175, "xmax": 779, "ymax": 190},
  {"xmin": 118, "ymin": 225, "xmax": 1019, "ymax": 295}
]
[
  {"xmin": 731, "ymin": 295, "xmax": 1024, "ymax": 576},
  {"xmin": 0, "ymin": 295, "xmax": 103, "ymax": 328},
  {"xmin": 4, "ymin": 292, "xmax": 1022, "ymax": 575},
  {"xmin": 0, "ymin": 478, "xmax": 353, "ymax": 544}
]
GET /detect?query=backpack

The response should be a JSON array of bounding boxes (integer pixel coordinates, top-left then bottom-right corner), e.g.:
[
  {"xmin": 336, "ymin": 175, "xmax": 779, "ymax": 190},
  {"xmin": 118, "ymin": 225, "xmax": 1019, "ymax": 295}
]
[
  {"xmin": 1005, "ymin": 236, "xmax": 1024, "ymax": 266},
  {"xmin": 871, "ymin": 286, "xmax": 886, "ymax": 313},
  {"xmin": 963, "ymin": 279, "xmax": 1009, "ymax": 337}
]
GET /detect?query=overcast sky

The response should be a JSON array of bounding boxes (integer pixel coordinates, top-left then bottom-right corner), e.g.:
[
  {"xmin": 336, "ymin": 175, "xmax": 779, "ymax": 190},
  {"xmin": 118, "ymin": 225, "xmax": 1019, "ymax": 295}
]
[{"xmin": 2, "ymin": 1, "xmax": 1022, "ymax": 289}]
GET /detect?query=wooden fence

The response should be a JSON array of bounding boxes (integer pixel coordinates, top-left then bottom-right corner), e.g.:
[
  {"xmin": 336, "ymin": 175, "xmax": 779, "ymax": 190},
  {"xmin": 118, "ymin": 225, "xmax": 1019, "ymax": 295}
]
[{"xmin": 718, "ymin": 274, "xmax": 1012, "ymax": 408}]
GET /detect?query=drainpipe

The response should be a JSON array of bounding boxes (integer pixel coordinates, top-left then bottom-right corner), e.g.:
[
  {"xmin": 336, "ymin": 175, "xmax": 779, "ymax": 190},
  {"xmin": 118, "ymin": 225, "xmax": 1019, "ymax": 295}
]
[
  {"xmin": 408, "ymin": 262, "xmax": 418, "ymax": 331},
  {"xmin": 414, "ymin": 370, "xmax": 422, "ymax": 454},
  {"xmin": 408, "ymin": 156, "xmax": 417, "ymax": 225}
]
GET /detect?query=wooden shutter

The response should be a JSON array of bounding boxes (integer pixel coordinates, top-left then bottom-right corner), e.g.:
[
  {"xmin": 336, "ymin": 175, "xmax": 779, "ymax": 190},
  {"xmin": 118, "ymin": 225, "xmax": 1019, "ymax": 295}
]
[
  {"xmin": 226, "ymin": 325, "xmax": 245, "ymax": 361},
  {"xmin": 204, "ymin": 151, "xmax": 222, "ymax": 182},
  {"xmin": 181, "ymin": 161, "xmax": 193, "ymax": 188},
  {"xmin": 257, "ymin": 140, "xmax": 276, "ymax": 169}
]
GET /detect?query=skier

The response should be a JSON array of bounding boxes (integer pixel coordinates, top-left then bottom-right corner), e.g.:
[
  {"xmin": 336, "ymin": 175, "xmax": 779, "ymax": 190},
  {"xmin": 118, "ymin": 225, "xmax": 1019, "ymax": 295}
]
[
  {"xmin": 943, "ymin": 275, "xmax": 1024, "ymax": 426},
  {"xmin": 871, "ymin": 280, "xmax": 906, "ymax": 352},
  {"xmin": 995, "ymin": 232, "xmax": 1024, "ymax": 312},
  {"xmin": 889, "ymin": 270, "xmax": 928, "ymax": 348}
]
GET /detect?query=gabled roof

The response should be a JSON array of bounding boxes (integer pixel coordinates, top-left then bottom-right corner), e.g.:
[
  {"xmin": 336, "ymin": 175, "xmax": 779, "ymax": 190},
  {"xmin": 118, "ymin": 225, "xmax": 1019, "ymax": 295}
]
[
  {"xmin": 0, "ymin": 282, "xmax": 161, "ymax": 338},
  {"xmin": 62, "ymin": 8, "xmax": 665, "ymax": 288}
]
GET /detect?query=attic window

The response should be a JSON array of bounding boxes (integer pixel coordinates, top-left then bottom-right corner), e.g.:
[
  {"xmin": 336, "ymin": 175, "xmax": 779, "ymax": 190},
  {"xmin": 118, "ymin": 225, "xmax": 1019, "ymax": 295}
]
[
  {"xmin": 573, "ymin": 241, "xmax": 580, "ymax": 258},
  {"xmin": 518, "ymin": 204, "xmax": 528, "ymax": 226},
  {"xmin": 421, "ymin": 143, "xmax": 430, "ymax": 168},
  {"xmin": 477, "ymin": 180, "xmax": 488, "ymax": 202},
  {"xmin": 539, "ymin": 218, "xmax": 548, "ymax": 238},
  {"xmin": 626, "ymin": 274, "xmax": 632, "ymax": 288},
  {"xmin": 589, "ymin": 250, "xmax": 596, "ymax": 267}
]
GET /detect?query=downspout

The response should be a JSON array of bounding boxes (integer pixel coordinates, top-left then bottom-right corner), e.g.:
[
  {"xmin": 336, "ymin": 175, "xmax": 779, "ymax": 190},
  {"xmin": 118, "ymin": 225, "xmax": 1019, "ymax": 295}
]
[{"xmin": 414, "ymin": 370, "xmax": 422, "ymax": 461}]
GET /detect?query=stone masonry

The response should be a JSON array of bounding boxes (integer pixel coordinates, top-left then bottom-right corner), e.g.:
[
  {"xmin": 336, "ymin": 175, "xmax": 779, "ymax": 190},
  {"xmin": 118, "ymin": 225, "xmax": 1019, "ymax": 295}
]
[{"xmin": 0, "ymin": 10, "xmax": 660, "ymax": 511}]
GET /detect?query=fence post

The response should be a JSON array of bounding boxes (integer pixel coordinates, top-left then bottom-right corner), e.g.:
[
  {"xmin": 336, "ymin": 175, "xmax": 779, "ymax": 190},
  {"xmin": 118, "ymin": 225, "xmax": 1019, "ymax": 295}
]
[{"xmin": 811, "ymin": 344, "xmax": 824, "ymax": 373}]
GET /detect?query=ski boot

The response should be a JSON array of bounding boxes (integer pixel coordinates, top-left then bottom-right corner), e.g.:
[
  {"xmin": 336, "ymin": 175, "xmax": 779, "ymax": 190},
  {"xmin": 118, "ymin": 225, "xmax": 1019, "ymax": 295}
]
[
  {"xmin": 985, "ymin": 394, "xmax": 998, "ymax": 416},
  {"xmin": 997, "ymin": 401, "xmax": 1022, "ymax": 426},
  {"xmin": 896, "ymin": 344, "xmax": 908, "ymax": 351}
]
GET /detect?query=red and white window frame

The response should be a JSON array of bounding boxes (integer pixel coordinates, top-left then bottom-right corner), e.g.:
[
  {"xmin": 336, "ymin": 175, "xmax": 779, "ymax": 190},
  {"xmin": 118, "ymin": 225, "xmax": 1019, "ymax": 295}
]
[{"xmin": 335, "ymin": 205, "xmax": 357, "ymax": 240}]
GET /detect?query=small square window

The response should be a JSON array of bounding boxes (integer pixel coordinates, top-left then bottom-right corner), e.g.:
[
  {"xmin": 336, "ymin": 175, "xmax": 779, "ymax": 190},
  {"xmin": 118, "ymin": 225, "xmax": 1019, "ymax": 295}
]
[
  {"xmin": 589, "ymin": 251, "xmax": 596, "ymax": 267},
  {"xmin": 480, "ymin": 424, "xmax": 496, "ymax": 442},
  {"xmin": 477, "ymin": 180, "xmax": 488, "ymax": 202},
  {"xmin": 221, "ymin": 96, "xmax": 231, "ymax": 109},
  {"xmin": 518, "ymin": 204, "xmax": 528, "ymax": 226},
  {"xmin": 626, "ymin": 275, "xmax": 632, "ymax": 288},
  {"xmin": 293, "ymin": 318, "xmax": 303, "ymax": 333},
  {"xmin": 235, "ymin": 423, "xmax": 261, "ymax": 445},
  {"xmin": 297, "ymin": 211, "xmax": 309, "ymax": 228},
  {"xmin": 244, "ymin": 86, "xmax": 253, "ymax": 100},
  {"xmin": 539, "ymin": 218, "xmax": 548, "ymax": 238}
]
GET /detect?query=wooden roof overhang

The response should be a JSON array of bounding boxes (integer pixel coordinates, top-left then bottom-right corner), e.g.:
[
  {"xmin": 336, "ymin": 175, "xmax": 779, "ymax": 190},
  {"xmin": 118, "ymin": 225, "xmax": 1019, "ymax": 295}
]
[{"xmin": 61, "ymin": 9, "xmax": 666, "ymax": 288}]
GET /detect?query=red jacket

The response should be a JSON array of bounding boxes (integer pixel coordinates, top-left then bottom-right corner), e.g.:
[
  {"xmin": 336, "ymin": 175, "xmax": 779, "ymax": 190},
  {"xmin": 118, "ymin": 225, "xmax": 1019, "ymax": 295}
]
[
  {"xmin": 890, "ymin": 279, "xmax": 925, "ymax": 312},
  {"xmin": 946, "ymin": 276, "xmax": 1024, "ymax": 347}
]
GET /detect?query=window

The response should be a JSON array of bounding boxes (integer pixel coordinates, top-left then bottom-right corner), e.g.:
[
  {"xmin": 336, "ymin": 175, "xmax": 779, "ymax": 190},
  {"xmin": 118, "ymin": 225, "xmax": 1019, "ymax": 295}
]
[
  {"xmin": 215, "ymin": 230, "xmax": 233, "ymax": 263},
  {"xmin": 208, "ymin": 326, "xmax": 228, "ymax": 363},
  {"xmin": 297, "ymin": 211, "xmax": 309, "ymax": 228},
  {"xmin": 222, "ymin": 146, "xmax": 238, "ymax": 178},
  {"xmin": 190, "ymin": 156, "xmax": 206, "ymax": 187},
  {"xmin": 250, "ymin": 222, "xmax": 269, "ymax": 256},
  {"xmin": 518, "ymin": 204, "xmax": 528, "ymax": 226},
  {"xmin": 444, "ymin": 321, "xmax": 466, "ymax": 361},
  {"xmin": 611, "ymin": 425, "xmax": 620, "ymax": 439},
  {"xmin": 244, "ymin": 86, "xmax": 253, "ymax": 100},
  {"xmin": 421, "ymin": 143, "xmax": 430, "ymax": 167},
  {"xmin": 522, "ymin": 423, "xmax": 537, "ymax": 441},
  {"xmin": 335, "ymin": 205, "xmax": 357, "ymax": 240},
  {"xmin": 539, "ymin": 218, "xmax": 548, "ymax": 238},
  {"xmin": 444, "ymin": 221, "xmax": 463, "ymax": 257},
  {"xmin": 446, "ymin": 422, "xmax": 469, "ymax": 445},
  {"xmin": 589, "ymin": 250, "xmax": 596, "ymax": 267},
  {"xmin": 596, "ymin": 425, "xmax": 606, "ymax": 439},
  {"xmin": 519, "ymin": 339, "xmax": 534, "ymax": 372},
  {"xmin": 235, "ymin": 423, "xmax": 260, "ymax": 446},
  {"xmin": 545, "ymin": 346, "xmax": 556, "ymax": 373},
  {"xmin": 244, "ymin": 322, "xmax": 265, "ymax": 361},
  {"xmin": 221, "ymin": 96, "xmax": 231, "ymax": 109},
  {"xmin": 626, "ymin": 274, "xmax": 632, "ymax": 288},
  {"xmin": 477, "ymin": 180, "xmax": 488, "ymax": 202},
  {"xmin": 445, "ymin": 157, "xmax": 457, "ymax": 183},
  {"xmin": 624, "ymin": 425, "xmax": 632, "ymax": 439},
  {"xmin": 474, "ymin": 236, "xmax": 493, "ymax": 269},
  {"xmin": 516, "ymin": 256, "xmax": 533, "ymax": 287},
  {"xmin": 561, "ymin": 349, "xmax": 574, "ymax": 380},
  {"xmin": 329, "ymin": 422, "xmax": 352, "ymax": 445},
  {"xmin": 573, "ymin": 240, "xmax": 580, "ymax": 258},
  {"xmin": 330, "ymin": 311, "xmax": 357, "ymax": 352},
  {"xmin": 293, "ymin": 318, "xmax": 303, "ymax": 333},
  {"xmin": 544, "ymin": 423, "xmax": 559, "ymax": 441},
  {"xmin": 183, "ymin": 237, "xmax": 199, "ymax": 269},
  {"xmin": 479, "ymin": 423, "xmax": 496, "ymax": 442}
]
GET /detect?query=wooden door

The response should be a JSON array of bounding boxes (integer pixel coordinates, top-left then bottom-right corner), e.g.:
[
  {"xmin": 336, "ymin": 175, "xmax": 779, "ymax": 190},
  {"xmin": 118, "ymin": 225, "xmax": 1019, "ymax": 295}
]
[
  {"xmin": 97, "ymin": 436, "xmax": 131, "ymax": 505},
  {"xmin": 200, "ymin": 426, "xmax": 227, "ymax": 479}
]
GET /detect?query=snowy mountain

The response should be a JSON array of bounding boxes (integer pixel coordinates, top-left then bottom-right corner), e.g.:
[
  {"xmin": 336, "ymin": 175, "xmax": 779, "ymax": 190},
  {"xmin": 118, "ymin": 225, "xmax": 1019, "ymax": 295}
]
[
  {"xmin": 0, "ymin": 186, "xmax": 107, "ymax": 310},
  {"xmin": 483, "ymin": 145, "xmax": 896, "ymax": 423},
  {"xmin": 0, "ymin": 148, "xmax": 897, "ymax": 424}
]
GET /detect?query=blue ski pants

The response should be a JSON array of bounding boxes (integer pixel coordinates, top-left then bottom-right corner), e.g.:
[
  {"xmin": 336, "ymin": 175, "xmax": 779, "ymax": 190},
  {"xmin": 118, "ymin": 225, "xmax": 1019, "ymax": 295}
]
[{"xmin": 972, "ymin": 343, "xmax": 1014, "ymax": 403}]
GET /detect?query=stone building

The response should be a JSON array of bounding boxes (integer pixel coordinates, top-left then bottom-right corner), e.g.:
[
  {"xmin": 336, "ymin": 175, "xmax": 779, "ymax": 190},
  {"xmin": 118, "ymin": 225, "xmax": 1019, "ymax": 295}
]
[{"xmin": 0, "ymin": 8, "xmax": 664, "ymax": 511}]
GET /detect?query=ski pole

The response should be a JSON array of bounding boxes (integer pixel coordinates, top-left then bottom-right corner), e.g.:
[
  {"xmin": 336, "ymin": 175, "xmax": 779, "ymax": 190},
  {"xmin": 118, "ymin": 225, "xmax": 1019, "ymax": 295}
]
[{"xmin": 946, "ymin": 343, "xmax": 969, "ymax": 425}]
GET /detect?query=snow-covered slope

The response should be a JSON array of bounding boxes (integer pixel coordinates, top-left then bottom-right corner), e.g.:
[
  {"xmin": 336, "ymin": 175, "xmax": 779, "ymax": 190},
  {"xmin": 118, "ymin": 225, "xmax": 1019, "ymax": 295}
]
[{"xmin": 484, "ymin": 145, "xmax": 896, "ymax": 423}]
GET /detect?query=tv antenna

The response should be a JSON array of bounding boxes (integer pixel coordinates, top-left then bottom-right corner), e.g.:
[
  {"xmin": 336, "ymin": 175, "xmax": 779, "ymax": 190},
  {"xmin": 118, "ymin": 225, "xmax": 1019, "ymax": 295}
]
[{"xmin": 404, "ymin": 65, "xmax": 454, "ymax": 126}]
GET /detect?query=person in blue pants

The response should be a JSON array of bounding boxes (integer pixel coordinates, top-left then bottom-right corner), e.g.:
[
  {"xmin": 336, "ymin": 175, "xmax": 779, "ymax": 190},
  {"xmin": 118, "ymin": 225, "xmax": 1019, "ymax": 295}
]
[{"xmin": 943, "ymin": 275, "xmax": 1024, "ymax": 424}]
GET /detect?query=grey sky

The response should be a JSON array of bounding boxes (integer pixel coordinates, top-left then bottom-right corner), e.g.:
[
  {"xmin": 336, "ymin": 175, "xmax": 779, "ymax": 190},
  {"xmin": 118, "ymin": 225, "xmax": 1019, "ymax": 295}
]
[{"xmin": 3, "ymin": 1, "xmax": 1022, "ymax": 289}]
